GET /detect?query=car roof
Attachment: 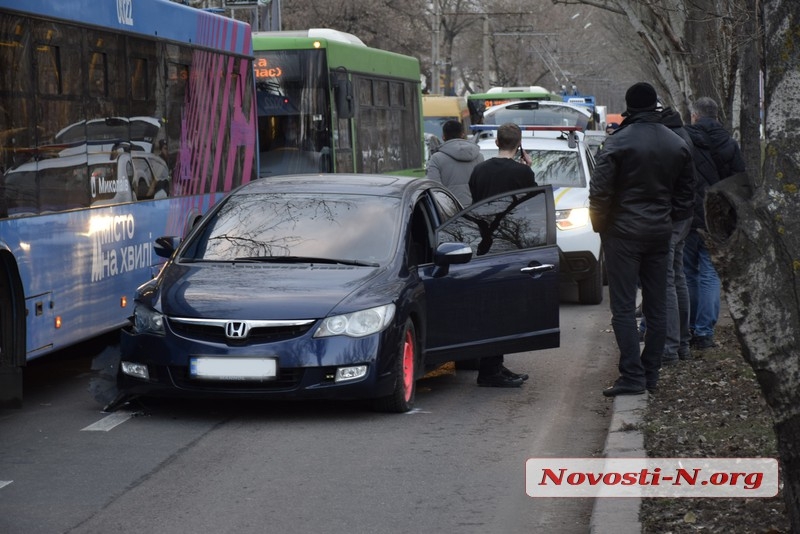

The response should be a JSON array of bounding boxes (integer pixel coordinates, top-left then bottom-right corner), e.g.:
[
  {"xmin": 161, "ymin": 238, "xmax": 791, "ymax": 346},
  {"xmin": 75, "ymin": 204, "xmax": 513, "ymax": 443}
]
[
  {"xmin": 236, "ymin": 174, "xmax": 435, "ymax": 199},
  {"xmin": 484, "ymin": 99, "xmax": 592, "ymax": 118}
]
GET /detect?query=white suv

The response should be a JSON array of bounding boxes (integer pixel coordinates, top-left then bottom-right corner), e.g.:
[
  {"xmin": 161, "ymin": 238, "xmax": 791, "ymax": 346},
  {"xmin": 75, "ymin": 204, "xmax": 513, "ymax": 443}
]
[{"xmin": 473, "ymin": 106, "xmax": 604, "ymax": 304}]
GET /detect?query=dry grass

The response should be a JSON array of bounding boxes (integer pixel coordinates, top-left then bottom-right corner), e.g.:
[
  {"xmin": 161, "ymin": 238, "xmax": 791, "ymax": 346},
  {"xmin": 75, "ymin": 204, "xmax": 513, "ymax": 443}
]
[{"xmin": 640, "ymin": 323, "xmax": 790, "ymax": 533}]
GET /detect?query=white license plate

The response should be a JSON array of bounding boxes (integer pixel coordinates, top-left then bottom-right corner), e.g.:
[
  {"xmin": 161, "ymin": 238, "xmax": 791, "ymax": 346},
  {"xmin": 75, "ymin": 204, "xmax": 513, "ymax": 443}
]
[{"xmin": 190, "ymin": 357, "xmax": 277, "ymax": 380}]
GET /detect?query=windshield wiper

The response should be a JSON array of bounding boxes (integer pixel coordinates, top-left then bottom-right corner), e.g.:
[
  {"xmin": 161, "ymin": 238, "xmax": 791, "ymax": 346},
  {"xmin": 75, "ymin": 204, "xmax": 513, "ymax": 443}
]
[{"xmin": 233, "ymin": 256, "xmax": 379, "ymax": 267}]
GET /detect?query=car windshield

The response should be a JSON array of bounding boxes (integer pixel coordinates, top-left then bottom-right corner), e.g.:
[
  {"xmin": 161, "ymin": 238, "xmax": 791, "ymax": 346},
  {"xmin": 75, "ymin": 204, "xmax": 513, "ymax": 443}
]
[
  {"xmin": 479, "ymin": 150, "xmax": 586, "ymax": 189},
  {"xmin": 184, "ymin": 192, "xmax": 401, "ymax": 265}
]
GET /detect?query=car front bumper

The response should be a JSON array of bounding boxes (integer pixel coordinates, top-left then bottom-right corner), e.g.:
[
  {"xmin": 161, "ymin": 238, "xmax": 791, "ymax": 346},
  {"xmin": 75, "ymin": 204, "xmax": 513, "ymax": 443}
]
[{"xmin": 118, "ymin": 324, "xmax": 400, "ymax": 402}]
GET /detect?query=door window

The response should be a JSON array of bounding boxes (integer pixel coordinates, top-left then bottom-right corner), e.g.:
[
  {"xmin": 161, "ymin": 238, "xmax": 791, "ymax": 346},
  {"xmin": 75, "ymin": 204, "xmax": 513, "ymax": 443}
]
[{"xmin": 437, "ymin": 187, "xmax": 553, "ymax": 256}]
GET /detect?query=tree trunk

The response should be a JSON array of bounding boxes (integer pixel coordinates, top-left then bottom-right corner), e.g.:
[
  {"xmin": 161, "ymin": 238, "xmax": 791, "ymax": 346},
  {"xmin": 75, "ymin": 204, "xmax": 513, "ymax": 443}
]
[
  {"xmin": 736, "ymin": 0, "xmax": 763, "ymax": 179},
  {"xmin": 704, "ymin": 0, "xmax": 800, "ymax": 529}
]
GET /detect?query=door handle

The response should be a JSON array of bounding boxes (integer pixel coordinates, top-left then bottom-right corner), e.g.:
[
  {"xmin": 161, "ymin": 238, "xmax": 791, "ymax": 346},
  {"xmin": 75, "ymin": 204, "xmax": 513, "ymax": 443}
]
[{"xmin": 521, "ymin": 263, "xmax": 556, "ymax": 274}]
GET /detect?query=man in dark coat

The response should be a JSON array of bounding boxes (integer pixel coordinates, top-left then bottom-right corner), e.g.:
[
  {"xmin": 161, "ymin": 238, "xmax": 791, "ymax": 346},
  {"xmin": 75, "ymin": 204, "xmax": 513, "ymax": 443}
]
[
  {"xmin": 589, "ymin": 82, "xmax": 695, "ymax": 396},
  {"xmin": 651, "ymin": 107, "xmax": 696, "ymax": 366},
  {"xmin": 683, "ymin": 97, "xmax": 745, "ymax": 350}
]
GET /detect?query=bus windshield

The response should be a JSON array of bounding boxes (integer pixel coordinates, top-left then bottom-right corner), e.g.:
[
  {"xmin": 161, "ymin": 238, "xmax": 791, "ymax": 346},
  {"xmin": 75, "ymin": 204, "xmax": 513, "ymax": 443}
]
[
  {"xmin": 255, "ymin": 49, "xmax": 332, "ymax": 176},
  {"xmin": 252, "ymin": 29, "xmax": 424, "ymax": 177}
]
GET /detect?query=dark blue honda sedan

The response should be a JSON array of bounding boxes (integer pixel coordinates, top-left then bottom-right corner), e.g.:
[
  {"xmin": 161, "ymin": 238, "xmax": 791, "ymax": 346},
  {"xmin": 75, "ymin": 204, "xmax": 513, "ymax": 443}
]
[{"xmin": 117, "ymin": 174, "xmax": 560, "ymax": 412}]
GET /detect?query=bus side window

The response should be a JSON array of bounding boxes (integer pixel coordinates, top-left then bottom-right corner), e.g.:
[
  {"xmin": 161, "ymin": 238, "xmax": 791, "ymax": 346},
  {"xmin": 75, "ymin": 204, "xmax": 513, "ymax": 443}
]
[
  {"xmin": 40, "ymin": 165, "xmax": 91, "ymax": 212},
  {"xmin": 3, "ymin": 171, "xmax": 39, "ymax": 217}
]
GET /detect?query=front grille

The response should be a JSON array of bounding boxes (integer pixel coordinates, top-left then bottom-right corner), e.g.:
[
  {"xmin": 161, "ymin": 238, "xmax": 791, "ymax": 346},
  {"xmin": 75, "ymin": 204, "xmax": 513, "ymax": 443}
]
[{"xmin": 168, "ymin": 318, "xmax": 315, "ymax": 345}]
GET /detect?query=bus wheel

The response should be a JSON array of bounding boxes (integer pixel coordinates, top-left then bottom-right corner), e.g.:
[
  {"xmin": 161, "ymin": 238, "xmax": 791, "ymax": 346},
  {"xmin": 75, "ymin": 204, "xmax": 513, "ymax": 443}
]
[{"xmin": 0, "ymin": 259, "xmax": 24, "ymax": 408}]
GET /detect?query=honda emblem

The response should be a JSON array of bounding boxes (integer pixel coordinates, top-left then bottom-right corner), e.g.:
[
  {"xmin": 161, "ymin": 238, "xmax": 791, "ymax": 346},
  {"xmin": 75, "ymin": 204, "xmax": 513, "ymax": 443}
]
[{"xmin": 225, "ymin": 321, "xmax": 249, "ymax": 339}]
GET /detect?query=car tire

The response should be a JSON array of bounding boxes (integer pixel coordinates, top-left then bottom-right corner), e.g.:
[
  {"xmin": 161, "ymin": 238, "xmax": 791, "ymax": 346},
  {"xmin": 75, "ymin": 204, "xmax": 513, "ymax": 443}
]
[
  {"xmin": 578, "ymin": 254, "xmax": 604, "ymax": 305},
  {"xmin": 373, "ymin": 319, "xmax": 417, "ymax": 413}
]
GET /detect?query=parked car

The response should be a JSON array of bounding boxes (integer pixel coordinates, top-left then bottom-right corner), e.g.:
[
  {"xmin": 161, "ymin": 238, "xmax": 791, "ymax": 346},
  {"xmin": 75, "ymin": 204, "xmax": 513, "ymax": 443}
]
[
  {"xmin": 474, "ymin": 109, "xmax": 604, "ymax": 304},
  {"xmin": 117, "ymin": 174, "xmax": 560, "ymax": 412}
]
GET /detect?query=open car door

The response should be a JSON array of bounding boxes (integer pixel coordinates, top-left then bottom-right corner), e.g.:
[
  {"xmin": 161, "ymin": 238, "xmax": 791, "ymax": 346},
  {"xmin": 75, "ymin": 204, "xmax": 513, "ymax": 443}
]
[{"xmin": 421, "ymin": 186, "xmax": 560, "ymax": 365}]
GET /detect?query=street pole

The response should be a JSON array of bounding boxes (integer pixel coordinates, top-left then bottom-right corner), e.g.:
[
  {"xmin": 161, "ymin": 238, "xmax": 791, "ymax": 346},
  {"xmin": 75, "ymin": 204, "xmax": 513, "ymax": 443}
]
[
  {"xmin": 432, "ymin": 1, "xmax": 440, "ymax": 94},
  {"xmin": 483, "ymin": 15, "xmax": 489, "ymax": 91}
]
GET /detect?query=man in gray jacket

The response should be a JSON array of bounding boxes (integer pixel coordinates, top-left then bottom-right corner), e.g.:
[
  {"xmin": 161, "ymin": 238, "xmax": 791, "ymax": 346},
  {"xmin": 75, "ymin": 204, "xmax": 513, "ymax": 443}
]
[{"xmin": 425, "ymin": 119, "xmax": 483, "ymax": 206}]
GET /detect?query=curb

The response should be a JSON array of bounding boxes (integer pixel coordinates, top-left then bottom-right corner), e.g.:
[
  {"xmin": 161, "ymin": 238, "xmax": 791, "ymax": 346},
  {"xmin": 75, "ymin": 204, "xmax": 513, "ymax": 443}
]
[{"xmin": 588, "ymin": 392, "xmax": 649, "ymax": 534}]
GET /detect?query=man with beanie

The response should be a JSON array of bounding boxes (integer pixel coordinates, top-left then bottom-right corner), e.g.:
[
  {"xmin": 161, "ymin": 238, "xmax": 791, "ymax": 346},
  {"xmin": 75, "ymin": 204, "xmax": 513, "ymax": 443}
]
[
  {"xmin": 589, "ymin": 82, "xmax": 695, "ymax": 396},
  {"xmin": 426, "ymin": 119, "xmax": 483, "ymax": 206}
]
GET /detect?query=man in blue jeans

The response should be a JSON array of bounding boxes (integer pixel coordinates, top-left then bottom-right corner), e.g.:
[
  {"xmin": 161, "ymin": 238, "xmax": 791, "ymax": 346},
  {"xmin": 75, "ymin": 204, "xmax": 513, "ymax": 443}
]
[
  {"xmin": 590, "ymin": 82, "xmax": 695, "ymax": 396},
  {"xmin": 683, "ymin": 231, "xmax": 720, "ymax": 349},
  {"xmin": 683, "ymin": 97, "xmax": 745, "ymax": 350}
]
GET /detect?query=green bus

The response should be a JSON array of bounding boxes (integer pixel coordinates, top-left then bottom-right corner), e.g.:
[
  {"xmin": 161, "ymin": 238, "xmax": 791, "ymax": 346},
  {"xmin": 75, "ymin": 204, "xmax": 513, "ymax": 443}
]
[{"xmin": 252, "ymin": 29, "xmax": 424, "ymax": 177}]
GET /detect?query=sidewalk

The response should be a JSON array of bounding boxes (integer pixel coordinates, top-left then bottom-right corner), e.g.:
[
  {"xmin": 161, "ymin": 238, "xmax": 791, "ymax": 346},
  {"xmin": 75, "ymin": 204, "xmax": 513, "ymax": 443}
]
[
  {"xmin": 588, "ymin": 392, "xmax": 648, "ymax": 534},
  {"xmin": 589, "ymin": 303, "xmax": 734, "ymax": 533}
]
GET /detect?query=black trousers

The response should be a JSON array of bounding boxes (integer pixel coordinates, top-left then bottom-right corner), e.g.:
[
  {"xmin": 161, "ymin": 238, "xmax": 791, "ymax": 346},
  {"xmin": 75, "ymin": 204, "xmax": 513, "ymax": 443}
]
[
  {"xmin": 603, "ymin": 234, "xmax": 670, "ymax": 389},
  {"xmin": 478, "ymin": 355, "xmax": 504, "ymax": 376}
]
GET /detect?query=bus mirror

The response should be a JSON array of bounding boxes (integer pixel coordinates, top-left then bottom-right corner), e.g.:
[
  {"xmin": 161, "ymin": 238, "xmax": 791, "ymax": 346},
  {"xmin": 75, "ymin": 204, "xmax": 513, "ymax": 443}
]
[{"xmin": 333, "ymin": 69, "xmax": 354, "ymax": 119}]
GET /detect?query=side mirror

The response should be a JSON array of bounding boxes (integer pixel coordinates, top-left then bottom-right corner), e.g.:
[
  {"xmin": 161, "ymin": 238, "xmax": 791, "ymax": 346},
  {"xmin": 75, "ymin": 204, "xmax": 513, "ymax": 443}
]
[
  {"xmin": 434, "ymin": 242, "xmax": 473, "ymax": 266},
  {"xmin": 431, "ymin": 242, "xmax": 472, "ymax": 277}
]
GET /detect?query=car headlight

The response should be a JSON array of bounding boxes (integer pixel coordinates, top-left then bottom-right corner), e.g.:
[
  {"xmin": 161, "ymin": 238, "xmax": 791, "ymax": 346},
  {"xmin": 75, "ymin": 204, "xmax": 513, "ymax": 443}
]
[
  {"xmin": 133, "ymin": 303, "xmax": 165, "ymax": 335},
  {"xmin": 314, "ymin": 304, "xmax": 396, "ymax": 338},
  {"xmin": 555, "ymin": 207, "xmax": 590, "ymax": 230}
]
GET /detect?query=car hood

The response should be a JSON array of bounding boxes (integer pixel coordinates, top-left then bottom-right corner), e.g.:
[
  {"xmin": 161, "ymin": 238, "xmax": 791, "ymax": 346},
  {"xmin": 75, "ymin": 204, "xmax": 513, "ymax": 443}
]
[
  {"xmin": 552, "ymin": 186, "xmax": 589, "ymax": 209},
  {"xmin": 155, "ymin": 262, "xmax": 383, "ymax": 320}
]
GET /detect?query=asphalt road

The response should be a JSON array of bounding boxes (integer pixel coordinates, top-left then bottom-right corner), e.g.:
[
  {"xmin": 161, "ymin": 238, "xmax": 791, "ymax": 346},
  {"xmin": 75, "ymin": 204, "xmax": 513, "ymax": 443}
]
[{"xmin": 0, "ymin": 288, "xmax": 619, "ymax": 534}]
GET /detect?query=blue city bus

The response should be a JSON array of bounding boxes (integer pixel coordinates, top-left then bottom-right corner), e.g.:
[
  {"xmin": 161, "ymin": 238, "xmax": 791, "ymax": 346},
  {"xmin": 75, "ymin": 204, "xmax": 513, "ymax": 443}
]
[{"xmin": 0, "ymin": 0, "xmax": 258, "ymax": 406}]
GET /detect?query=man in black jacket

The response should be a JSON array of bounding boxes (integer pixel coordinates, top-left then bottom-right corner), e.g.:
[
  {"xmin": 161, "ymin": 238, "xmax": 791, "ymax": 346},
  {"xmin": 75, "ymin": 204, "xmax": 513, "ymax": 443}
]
[
  {"xmin": 590, "ymin": 83, "xmax": 695, "ymax": 396},
  {"xmin": 652, "ymin": 107, "xmax": 696, "ymax": 366},
  {"xmin": 683, "ymin": 97, "xmax": 745, "ymax": 350},
  {"xmin": 468, "ymin": 122, "xmax": 537, "ymax": 388}
]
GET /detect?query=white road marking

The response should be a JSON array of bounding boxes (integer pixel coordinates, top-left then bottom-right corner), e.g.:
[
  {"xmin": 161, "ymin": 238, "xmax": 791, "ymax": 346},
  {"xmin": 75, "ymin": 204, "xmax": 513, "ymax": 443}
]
[
  {"xmin": 81, "ymin": 410, "xmax": 135, "ymax": 431},
  {"xmin": 404, "ymin": 408, "xmax": 431, "ymax": 414},
  {"xmin": 0, "ymin": 481, "xmax": 12, "ymax": 490}
]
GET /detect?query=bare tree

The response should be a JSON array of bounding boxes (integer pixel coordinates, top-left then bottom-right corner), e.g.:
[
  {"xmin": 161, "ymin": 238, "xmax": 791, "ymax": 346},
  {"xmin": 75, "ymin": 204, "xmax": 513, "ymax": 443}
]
[
  {"xmin": 552, "ymin": 0, "xmax": 756, "ymax": 123},
  {"xmin": 703, "ymin": 0, "xmax": 800, "ymax": 527},
  {"xmin": 275, "ymin": 0, "xmax": 646, "ymax": 102}
]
